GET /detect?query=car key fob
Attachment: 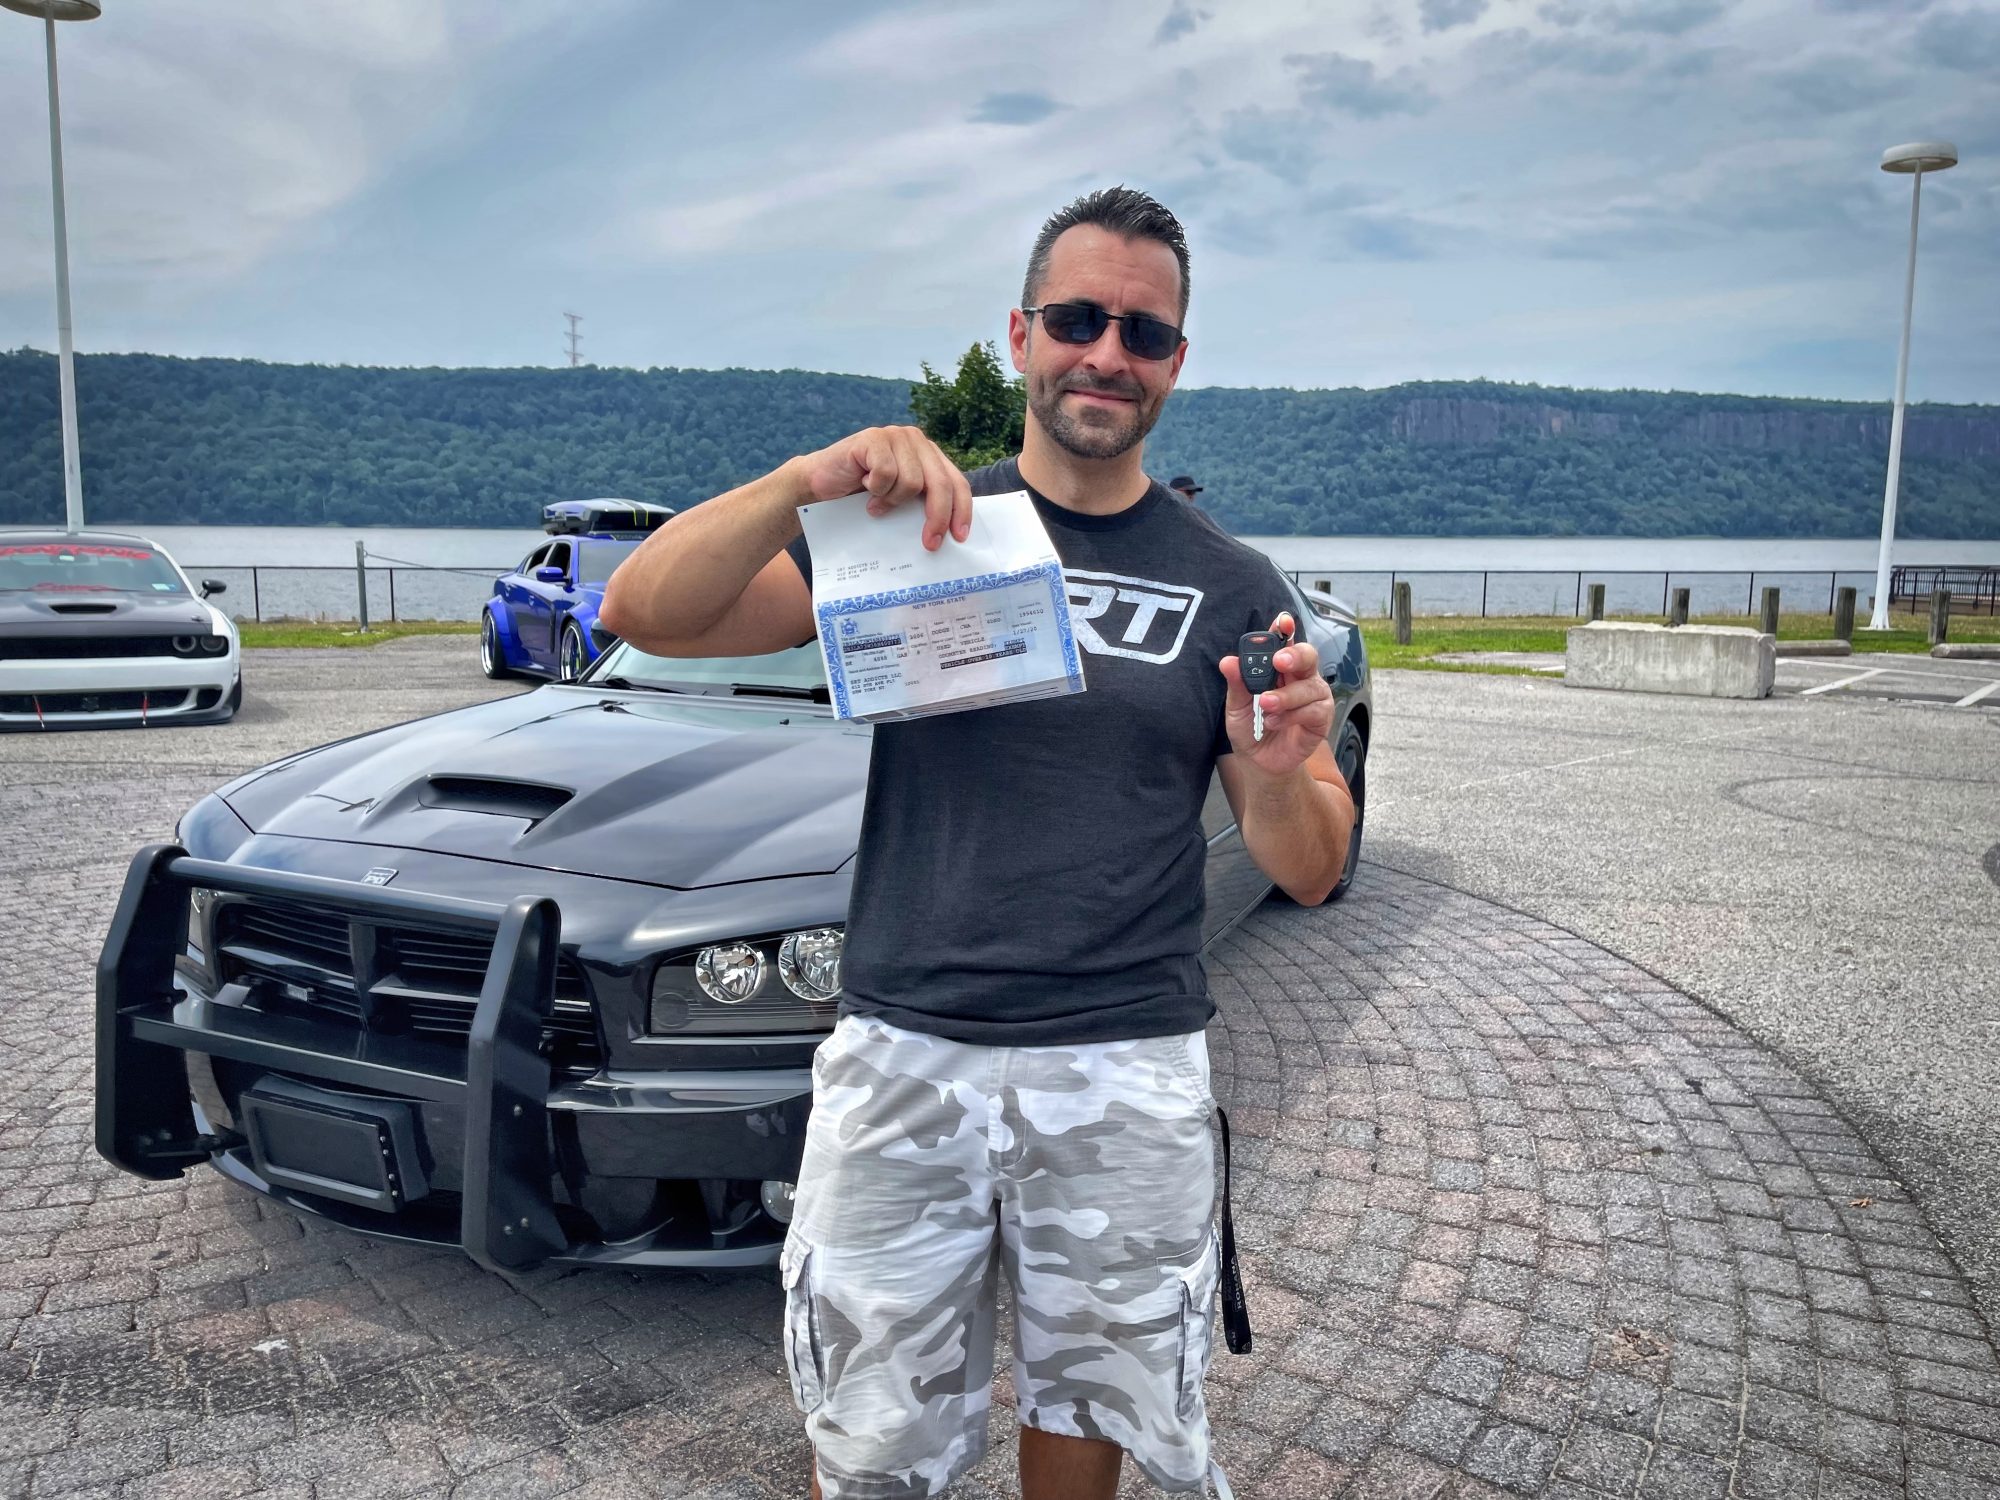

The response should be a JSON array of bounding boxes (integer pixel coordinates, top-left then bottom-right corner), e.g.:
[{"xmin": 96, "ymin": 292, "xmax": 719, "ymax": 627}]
[{"xmin": 1238, "ymin": 630, "xmax": 1281, "ymax": 741}]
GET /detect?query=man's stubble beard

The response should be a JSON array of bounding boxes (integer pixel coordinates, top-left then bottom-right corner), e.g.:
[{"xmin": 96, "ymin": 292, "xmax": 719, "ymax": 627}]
[{"xmin": 1026, "ymin": 367, "xmax": 1166, "ymax": 461}]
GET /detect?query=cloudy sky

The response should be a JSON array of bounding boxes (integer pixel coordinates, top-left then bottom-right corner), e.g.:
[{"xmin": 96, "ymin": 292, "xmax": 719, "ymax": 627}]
[{"xmin": 1, "ymin": 0, "xmax": 1994, "ymax": 401}]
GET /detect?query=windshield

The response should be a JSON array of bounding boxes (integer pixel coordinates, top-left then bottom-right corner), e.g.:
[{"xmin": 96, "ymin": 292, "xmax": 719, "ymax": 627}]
[
  {"xmin": 579, "ymin": 541, "xmax": 640, "ymax": 585},
  {"xmin": 588, "ymin": 640, "xmax": 828, "ymax": 697},
  {"xmin": 0, "ymin": 541, "xmax": 187, "ymax": 594}
]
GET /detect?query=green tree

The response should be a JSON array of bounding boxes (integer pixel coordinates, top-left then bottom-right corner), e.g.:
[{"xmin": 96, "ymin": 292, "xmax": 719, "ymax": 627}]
[
  {"xmin": 909, "ymin": 340, "xmax": 1025, "ymax": 468},
  {"xmin": 3, "ymin": 350, "xmax": 1995, "ymax": 538}
]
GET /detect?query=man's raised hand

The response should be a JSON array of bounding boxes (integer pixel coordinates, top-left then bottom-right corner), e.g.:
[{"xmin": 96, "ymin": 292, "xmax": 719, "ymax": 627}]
[
  {"xmin": 1219, "ymin": 612, "xmax": 1335, "ymax": 774},
  {"xmin": 789, "ymin": 426, "xmax": 973, "ymax": 552}
]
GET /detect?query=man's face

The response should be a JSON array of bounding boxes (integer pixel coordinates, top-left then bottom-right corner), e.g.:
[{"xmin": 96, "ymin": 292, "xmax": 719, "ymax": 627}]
[{"xmin": 1009, "ymin": 224, "xmax": 1186, "ymax": 462}]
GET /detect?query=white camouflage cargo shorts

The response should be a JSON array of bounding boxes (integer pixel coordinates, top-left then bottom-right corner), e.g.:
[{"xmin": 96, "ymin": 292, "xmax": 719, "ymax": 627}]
[{"xmin": 780, "ymin": 1013, "xmax": 1224, "ymax": 1499}]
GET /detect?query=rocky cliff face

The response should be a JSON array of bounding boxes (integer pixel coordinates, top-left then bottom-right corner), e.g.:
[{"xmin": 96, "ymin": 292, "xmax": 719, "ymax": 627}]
[
  {"xmin": 1391, "ymin": 397, "xmax": 2000, "ymax": 459},
  {"xmin": 1391, "ymin": 399, "xmax": 1634, "ymax": 443},
  {"xmin": 1669, "ymin": 409, "xmax": 2000, "ymax": 459}
]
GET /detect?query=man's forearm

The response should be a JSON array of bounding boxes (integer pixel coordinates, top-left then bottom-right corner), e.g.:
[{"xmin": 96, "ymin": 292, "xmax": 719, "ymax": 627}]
[
  {"xmin": 599, "ymin": 459, "xmax": 808, "ymax": 650},
  {"xmin": 1236, "ymin": 761, "xmax": 1353, "ymax": 907}
]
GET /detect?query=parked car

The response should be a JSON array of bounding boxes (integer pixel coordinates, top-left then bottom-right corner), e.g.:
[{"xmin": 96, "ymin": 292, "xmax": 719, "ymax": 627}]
[
  {"xmin": 96, "ymin": 575, "xmax": 1369, "ymax": 1271},
  {"xmin": 1, "ymin": 529, "xmax": 240, "ymax": 731},
  {"xmin": 480, "ymin": 500, "xmax": 674, "ymax": 683}
]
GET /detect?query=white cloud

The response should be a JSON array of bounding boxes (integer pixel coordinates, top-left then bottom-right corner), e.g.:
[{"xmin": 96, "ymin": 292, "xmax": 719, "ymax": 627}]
[
  {"xmin": 0, "ymin": 3, "xmax": 606, "ymax": 298},
  {"xmin": 1, "ymin": 0, "xmax": 1993, "ymax": 401}
]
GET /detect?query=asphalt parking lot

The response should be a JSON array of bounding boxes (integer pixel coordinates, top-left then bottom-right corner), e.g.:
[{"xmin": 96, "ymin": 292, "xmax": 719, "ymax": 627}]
[
  {"xmin": 1776, "ymin": 654, "xmax": 2000, "ymax": 710},
  {"xmin": 3, "ymin": 640, "xmax": 1997, "ymax": 1500},
  {"xmin": 1435, "ymin": 650, "xmax": 2000, "ymax": 714}
]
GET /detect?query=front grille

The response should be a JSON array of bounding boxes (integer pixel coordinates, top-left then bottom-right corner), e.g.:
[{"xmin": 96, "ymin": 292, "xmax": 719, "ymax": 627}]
[
  {"xmin": 0, "ymin": 636, "xmax": 184, "ymax": 660},
  {"xmin": 213, "ymin": 898, "xmax": 600, "ymax": 1068},
  {"xmin": 232, "ymin": 901, "xmax": 350, "ymax": 966},
  {"xmin": 0, "ymin": 688, "xmax": 196, "ymax": 716}
]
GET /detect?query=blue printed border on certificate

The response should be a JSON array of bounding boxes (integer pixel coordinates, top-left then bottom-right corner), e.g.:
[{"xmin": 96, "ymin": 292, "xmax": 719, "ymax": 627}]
[{"xmin": 815, "ymin": 561, "xmax": 1084, "ymax": 720}]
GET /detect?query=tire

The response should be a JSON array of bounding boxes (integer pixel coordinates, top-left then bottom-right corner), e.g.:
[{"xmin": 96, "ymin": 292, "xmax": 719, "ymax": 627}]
[
  {"xmin": 1327, "ymin": 718, "xmax": 1367, "ymax": 901},
  {"xmin": 558, "ymin": 620, "xmax": 588, "ymax": 683},
  {"xmin": 223, "ymin": 676, "xmax": 242, "ymax": 719},
  {"xmin": 480, "ymin": 610, "xmax": 515, "ymax": 680}
]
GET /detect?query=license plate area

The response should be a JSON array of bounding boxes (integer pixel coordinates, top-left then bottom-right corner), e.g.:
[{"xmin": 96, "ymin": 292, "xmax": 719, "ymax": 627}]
[{"xmin": 240, "ymin": 1076, "xmax": 430, "ymax": 1213}]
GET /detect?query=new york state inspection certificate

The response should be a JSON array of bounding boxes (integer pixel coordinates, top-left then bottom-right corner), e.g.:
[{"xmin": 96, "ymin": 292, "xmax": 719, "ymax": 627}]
[{"xmin": 798, "ymin": 489, "xmax": 1087, "ymax": 723}]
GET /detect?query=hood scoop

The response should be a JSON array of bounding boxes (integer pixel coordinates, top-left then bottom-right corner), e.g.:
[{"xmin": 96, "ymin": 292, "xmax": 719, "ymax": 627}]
[
  {"xmin": 416, "ymin": 775, "xmax": 573, "ymax": 825},
  {"xmin": 237, "ymin": 694, "xmax": 870, "ymax": 890},
  {"xmin": 48, "ymin": 602, "xmax": 120, "ymax": 615}
]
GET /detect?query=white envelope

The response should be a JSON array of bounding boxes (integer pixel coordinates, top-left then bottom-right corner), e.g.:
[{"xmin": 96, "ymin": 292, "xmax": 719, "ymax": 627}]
[{"xmin": 798, "ymin": 490, "xmax": 1087, "ymax": 722}]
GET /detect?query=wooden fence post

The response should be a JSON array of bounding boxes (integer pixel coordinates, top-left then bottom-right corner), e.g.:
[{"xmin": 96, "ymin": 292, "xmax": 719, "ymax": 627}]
[
  {"xmin": 1930, "ymin": 590, "xmax": 1952, "ymax": 646},
  {"xmin": 1588, "ymin": 583, "xmax": 1606, "ymax": 622},
  {"xmin": 1392, "ymin": 582, "xmax": 1413, "ymax": 646},
  {"xmin": 1668, "ymin": 587, "xmax": 1690, "ymax": 627},
  {"xmin": 1833, "ymin": 587, "xmax": 1856, "ymax": 641},
  {"xmin": 1760, "ymin": 586, "xmax": 1780, "ymax": 636},
  {"xmin": 355, "ymin": 541, "xmax": 370, "ymax": 633}
]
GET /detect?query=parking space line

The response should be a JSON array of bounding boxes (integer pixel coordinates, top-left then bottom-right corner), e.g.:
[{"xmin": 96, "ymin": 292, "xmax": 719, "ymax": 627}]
[
  {"xmin": 1952, "ymin": 681, "xmax": 2000, "ymax": 710},
  {"xmin": 1800, "ymin": 668, "xmax": 1889, "ymax": 697}
]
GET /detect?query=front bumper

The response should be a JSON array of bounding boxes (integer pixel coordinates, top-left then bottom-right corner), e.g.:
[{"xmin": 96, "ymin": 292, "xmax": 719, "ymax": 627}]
[
  {"xmin": 1, "ymin": 654, "xmax": 238, "ymax": 728},
  {"xmin": 97, "ymin": 846, "xmax": 812, "ymax": 1270}
]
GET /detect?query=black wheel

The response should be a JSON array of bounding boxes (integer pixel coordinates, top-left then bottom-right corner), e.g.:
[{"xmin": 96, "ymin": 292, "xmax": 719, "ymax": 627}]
[
  {"xmin": 480, "ymin": 611, "xmax": 515, "ymax": 680},
  {"xmin": 1328, "ymin": 718, "xmax": 1367, "ymax": 901},
  {"xmin": 558, "ymin": 620, "xmax": 588, "ymax": 682}
]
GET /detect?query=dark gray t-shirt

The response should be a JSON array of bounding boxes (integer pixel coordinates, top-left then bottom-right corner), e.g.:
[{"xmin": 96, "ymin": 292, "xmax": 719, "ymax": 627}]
[{"xmin": 786, "ymin": 457, "xmax": 1296, "ymax": 1047}]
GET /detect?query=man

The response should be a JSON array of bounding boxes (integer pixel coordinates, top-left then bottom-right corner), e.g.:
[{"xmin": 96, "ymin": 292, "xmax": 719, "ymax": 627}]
[
  {"xmin": 601, "ymin": 186, "xmax": 1352, "ymax": 1500},
  {"xmin": 1169, "ymin": 474, "xmax": 1204, "ymax": 503}
]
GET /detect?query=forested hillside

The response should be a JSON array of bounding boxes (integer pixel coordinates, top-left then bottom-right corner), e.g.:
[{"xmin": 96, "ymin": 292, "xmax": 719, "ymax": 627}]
[{"xmin": 2, "ymin": 349, "xmax": 1995, "ymax": 537}]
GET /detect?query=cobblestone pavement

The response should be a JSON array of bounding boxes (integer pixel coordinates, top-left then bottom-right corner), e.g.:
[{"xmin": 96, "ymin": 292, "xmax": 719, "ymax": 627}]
[
  {"xmin": 1359, "ymin": 667, "xmax": 2000, "ymax": 1335},
  {"xmin": 3, "ymin": 645, "xmax": 1997, "ymax": 1498}
]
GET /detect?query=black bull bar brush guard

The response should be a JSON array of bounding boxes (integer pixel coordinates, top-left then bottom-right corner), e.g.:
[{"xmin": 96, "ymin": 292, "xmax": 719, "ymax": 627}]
[{"xmin": 96, "ymin": 844, "xmax": 571, "ymax": 1274}]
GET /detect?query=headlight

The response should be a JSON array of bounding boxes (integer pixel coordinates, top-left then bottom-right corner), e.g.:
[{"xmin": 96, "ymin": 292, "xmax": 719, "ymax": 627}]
[
  {"xmin": 199, "ymin": 634, "xmax": 229, "ymax": 655},
  {"xmin": 760, "ymin": 1180, "xmax": 796, "ymax": 1223},
  {"xmin": 172, "ymin": 635, "xmax": 200, "ymax": 655},
  {"xmin": 694, "ymin": 942, "xmax": 766, "ymax": 1004},
  {"xmin": 779, "ymin": 928, "xmax": 843, "ymax": 1001},
  {"xmin": 652, "ymin": 927, "xmax": 843, "ymax": 1034}
]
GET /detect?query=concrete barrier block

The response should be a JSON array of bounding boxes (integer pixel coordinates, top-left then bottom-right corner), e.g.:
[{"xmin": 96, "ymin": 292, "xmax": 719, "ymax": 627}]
[
  {"xmin": 1775, "ymin": 640, "xmax": 1852, "ymax": 658},
  {"xmin": 1565, "ymin": 622, "xmax": 1775, "ymax": 699},
  {"xmin": 1933, "ymin": 643, "xmax": 2000, "ymax": 660}
]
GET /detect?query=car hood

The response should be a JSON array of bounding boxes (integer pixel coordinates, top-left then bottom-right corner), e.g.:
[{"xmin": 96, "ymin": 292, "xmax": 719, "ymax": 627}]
[
  {"xmin": 0, "ymin": 590, "xmax": 214, "ymax": 633},
  {"xmin": 218, "ymin": 686, "xmax": 872, "ymax": 890}
]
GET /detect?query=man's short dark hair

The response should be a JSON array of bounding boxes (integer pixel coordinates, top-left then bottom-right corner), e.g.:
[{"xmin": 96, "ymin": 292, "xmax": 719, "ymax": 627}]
[{"xmin": 1023, "ymin": 186, "xmax": 1190, "ymax": 323}]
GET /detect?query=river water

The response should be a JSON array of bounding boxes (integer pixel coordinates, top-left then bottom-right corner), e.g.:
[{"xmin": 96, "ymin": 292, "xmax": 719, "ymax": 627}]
[{"xmin": 52, "ymin": 524, "xmax": 2000, "ymax": 622}]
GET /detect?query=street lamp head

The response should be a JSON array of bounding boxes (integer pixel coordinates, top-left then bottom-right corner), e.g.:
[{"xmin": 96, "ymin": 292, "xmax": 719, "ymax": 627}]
[
  {"xmin": 1881, "ymin": 141, "xmax": 1958, "ymax": 174},
  {"xmin": 0, "ymin": 0, "xmax": 100, "ymax": 16}
]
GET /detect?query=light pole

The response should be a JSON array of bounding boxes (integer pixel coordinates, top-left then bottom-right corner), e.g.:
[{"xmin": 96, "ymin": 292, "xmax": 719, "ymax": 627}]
[
  {"xmin": 1868, "ymin": 140, "xmax": 1958, "ymax": 631},
  {"xmin": 3, "ymin": 0, "xmax": 100, "ymax": 533}
]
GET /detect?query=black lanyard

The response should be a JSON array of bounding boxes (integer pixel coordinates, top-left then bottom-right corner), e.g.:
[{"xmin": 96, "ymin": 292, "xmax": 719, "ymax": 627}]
[{"xmin": 1217, "ymin": 1107, "xmax": 1253, "ymax": 1355}]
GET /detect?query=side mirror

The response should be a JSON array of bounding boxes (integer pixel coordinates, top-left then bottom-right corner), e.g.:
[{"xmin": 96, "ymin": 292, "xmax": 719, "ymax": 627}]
[
  {"xmin": 534, "ymin": 566, "xmax": 567, "ymax": 585},
  {"xmin": 200, "ymin": 579, "xmax": 228, "ymax": 598}
]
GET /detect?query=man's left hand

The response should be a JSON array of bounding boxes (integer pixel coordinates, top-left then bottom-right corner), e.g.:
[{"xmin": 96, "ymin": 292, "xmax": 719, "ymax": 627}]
[{"xmin": 1219, "ymin": 612, "xmax": 1335, "ymax": 775}]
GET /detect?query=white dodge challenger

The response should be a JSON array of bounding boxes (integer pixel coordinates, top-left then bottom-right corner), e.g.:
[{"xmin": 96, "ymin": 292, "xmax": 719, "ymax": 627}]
[{"xmin": 0, "ymin": 529, "xmax": 241, "ymax": 730}]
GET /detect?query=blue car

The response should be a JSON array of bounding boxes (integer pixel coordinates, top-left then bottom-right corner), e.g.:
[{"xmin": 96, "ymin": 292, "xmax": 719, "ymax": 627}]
[{"xmin": 480, "ymin": 500, "xmax": 674, "ymax": 682}]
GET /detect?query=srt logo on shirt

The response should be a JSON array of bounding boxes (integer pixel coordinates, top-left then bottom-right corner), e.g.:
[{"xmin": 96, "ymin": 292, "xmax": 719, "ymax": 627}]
[{"xmin": 1064, "ymin": 570, "xmax": 1204, "ymax": 664}]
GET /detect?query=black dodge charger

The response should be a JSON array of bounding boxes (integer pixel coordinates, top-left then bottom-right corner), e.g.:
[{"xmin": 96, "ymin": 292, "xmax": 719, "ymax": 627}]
[{"xmin": 97, "ymin": 580, "xmax": 1370, "ymax": 1272}]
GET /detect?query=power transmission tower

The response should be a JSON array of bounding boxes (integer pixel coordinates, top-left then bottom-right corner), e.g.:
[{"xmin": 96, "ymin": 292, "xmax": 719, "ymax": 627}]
[{"xmin": 563, "ymin": 312, "xmax": 582, "ymax": 367}]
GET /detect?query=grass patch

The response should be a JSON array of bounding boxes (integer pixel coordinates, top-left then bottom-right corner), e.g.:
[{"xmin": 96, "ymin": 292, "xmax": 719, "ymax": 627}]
[
  {"xmin": 238, "ymin": 620, "xmax": 481, "ymax": 649},
  {"xmin": 1360, "ymin": 610, "xmax": 2000, "ymax": 673},
  {"xmin": 1361, "ymin": 618, "xmax": 1571, "ymax": 671}
]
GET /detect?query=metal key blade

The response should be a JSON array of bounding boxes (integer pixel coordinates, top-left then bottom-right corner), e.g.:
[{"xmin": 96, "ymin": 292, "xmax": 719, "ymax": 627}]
[{"xmin": 1252, "ymin": 700, "xmax": 1264, "ymax": 743}]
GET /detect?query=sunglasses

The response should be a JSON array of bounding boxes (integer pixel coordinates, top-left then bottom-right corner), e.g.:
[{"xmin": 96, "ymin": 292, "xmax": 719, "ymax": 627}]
[{"xmin": 1023, "ymin": 302, "xmax": 1184, "ymax": 362}]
